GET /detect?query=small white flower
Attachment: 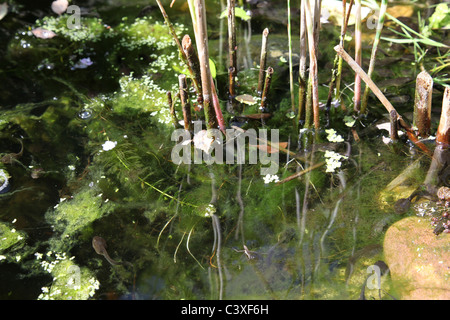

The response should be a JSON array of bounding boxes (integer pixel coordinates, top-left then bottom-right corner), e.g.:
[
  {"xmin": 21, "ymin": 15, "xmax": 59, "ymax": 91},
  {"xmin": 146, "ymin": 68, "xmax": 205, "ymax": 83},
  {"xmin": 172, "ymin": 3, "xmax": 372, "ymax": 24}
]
[
  {"xmin": 68, "ymin": 165, "xmax": 75, "ymax": 171},
  {"xmin": 324, "ymin": 150, "xmax": 348, "ymax": 173},
  {"xmin": 0, "ymin": 255, "xmax": 6, "ymax": 261},
  {"xmin": 325, "ymin": 129, "xmax": 344, "ymax": 143},
  {"xmin": 35, "ymin": 252, "xmax": 43, "ymax": 260},
  {"xmin": 102, "ymin": 140, "xmax": 117, "ymax": 151},
  {"xmin": 263, "ymin": 174, "xmax": 279, "ymax": 184}
]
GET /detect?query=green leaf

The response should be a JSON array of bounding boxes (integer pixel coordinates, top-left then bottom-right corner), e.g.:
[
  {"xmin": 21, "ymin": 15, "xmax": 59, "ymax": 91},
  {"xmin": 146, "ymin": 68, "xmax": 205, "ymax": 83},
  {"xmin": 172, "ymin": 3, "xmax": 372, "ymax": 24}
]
[
  {"xmin": 428, "ymin": 3, "xmax": 450, "ymax": 30},
  {"xmin": 220, "ymin": 7, "xmax": 251, "ymax": 21},
  {"xmin": 209, "ymin": 58, "xmax": 216, "ymax": 79}
]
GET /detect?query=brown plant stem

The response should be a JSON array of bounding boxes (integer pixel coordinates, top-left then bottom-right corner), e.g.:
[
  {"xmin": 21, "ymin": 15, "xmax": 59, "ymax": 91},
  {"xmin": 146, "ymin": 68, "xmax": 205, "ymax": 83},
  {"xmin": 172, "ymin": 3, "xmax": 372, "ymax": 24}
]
[
  {"xmin": 334, "ymin": 45, "xmax": 432, "ymax": 155},
  {"xmin": 325, "ymin": 0, "xmax": 351, "ymax": 125},
  {"xmin": 354, "ymin": 0, "xmax": 362, "ymax": 112},
  {"xmin": 179, "ymin": 74, "xmax": 193, "ymax": 132},
  {"xmin": 182, "ymin": 35, "xmax": 203, "ymax": 105},
  {"xmin": 413, "ymin": 70, "xmax": 433, "ymax": 138},
  {"xmin": 227, "ymin": 0, "xmax": 237, "ymax": 98},
  {"xmin": 335, "ymin": 0, "xmax": 354, "ymax": 102},
  {"xmin": 193, "ymin": 0, "xmax": 217, "ymax": 130},
  {"xmin": 389, "ymin": 109, "xmax": 399, "ymax": 141},
  {"xmin": 276, "ymin": 161, "xmax": 325, "ymax": 185},
  {"xmin": 436, "ymin": 87, "xmax": 450, "ymax": 148},
  {"xmin": 156, "ymin": 0, "xmax": 202, "ymax": 97},
  {"xmin": 304, "ymin": 0, "xmax": 320, "ymax": 131},
  {"xmin": 297, "ymin": 0, "xmax": 307, "ymax": 127},
  {"xmin": 257, "ymin": 28, "xmax": 269, "ymax": 95},
  {"xmin": 260, "ymin": 67, "xmax": 274, "ymax": 111},
  {"xmin": 167, "ymin": 91, "xmax": 180, "ymax": 129}
]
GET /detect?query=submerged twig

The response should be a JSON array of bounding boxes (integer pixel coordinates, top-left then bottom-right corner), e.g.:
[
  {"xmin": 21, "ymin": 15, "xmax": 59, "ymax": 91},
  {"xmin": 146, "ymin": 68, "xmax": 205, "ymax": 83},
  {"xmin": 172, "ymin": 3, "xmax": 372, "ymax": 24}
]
[{"xmin": 276, "ymin": 161, "xmax": 325, "ymax": 185}]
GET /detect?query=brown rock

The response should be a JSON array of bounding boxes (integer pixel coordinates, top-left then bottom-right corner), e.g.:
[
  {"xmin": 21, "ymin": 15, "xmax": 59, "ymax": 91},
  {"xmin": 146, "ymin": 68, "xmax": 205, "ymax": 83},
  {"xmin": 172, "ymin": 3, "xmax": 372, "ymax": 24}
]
[{"xmin": 383, "ymin": 216, "xmax": 450, "ymax": 299}]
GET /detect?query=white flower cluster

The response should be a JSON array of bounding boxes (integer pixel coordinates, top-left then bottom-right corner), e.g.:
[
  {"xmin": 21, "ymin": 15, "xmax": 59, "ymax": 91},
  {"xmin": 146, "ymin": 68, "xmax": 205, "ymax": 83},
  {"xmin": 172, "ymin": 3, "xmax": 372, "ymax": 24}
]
[
  {"xmin": 325, "ymin": 128, "xmax": 344, "ymax": 143},
  {"xmin": 324, "ymin": 150, "xmax": 348, "ymax": 173},
  {"xmin": 35, "ymin": 250, "xmax": 73, "ymax": 274},
  {"xmin": 102, "ymin": 140, "xmax": 117, "ymax": 151},
  {"xmin": 263, "ymin": 174, "xmax": 279, "ymax": 184},
  {"xmin": 204, "ymin": 204, "xmax": 216, "ymax": 217}
]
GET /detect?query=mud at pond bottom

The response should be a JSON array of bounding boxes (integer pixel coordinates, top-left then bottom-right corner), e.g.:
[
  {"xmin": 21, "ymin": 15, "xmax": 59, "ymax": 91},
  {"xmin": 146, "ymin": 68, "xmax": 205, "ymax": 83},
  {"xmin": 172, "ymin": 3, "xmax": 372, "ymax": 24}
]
[{"xmin": 383, "ymin": 216, "xmax": 450, "ymax": 299}]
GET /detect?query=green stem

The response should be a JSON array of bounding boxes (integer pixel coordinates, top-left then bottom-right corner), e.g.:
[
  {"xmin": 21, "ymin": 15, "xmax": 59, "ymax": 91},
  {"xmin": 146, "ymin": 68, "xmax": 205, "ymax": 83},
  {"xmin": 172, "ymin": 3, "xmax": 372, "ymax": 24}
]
[{"xmin": 360, "ymin": 0, "xmax": 387, "ymax": 114}]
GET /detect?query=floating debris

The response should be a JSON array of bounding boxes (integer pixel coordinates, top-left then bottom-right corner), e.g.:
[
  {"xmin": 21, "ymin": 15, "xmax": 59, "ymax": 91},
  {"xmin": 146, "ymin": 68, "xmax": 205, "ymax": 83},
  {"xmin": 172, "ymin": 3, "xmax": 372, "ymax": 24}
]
[
  {"xmin": 78, "ymin": 109, "xmax": 93, "ymax": 120},
  {"xmin": 31, "ymin": 27, "xmax": 57, "ymax": 39},
  {"xmin": 0, "ymin": 169, "xmax": 10, "ymax": 194},
  {"xmin": 71, "ymin": 57, "xmax": 93, "ymax": 70},
  {"xmin": 51, "ymin": 0, "xmax": 68, "ymax": 15}
]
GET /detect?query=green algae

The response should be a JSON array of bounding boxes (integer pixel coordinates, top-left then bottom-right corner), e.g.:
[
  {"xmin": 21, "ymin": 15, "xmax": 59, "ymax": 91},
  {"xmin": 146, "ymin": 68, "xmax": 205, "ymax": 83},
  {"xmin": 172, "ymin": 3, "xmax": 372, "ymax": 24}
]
[
  {"xmin": 46, "ymin": 187, "xmax": 116, "ymax": 240},
  {"xmin": 37, "ymin": 258, "xmax": 100, "ymax": 300},
  {"xmin": 0, "ymin": 222, "xmax": 26, "ymax": 253}
]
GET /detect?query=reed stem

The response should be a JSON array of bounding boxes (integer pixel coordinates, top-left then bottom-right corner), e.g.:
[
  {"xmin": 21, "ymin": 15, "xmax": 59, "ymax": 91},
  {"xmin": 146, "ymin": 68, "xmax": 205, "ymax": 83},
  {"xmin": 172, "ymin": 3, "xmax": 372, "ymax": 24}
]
[
  {"xmin": 182, "ymin": 35, "xmax": 203, "ymax": 105},
  {"xmin": 413, "ymin": 70, "xmax": 433, "ymax": 138},
  {"xmin": 360, "ymin": 0, "xmax": 387, "ymax": 114},
  {"xmin": 179, "ymin": 74, "xmax": 193, "ymax": 132},
  {"xmin": 227, "ymin": 0, "xmax": 237, "ymax": 98},
  {"xmin": 304, "ymin": 0, "xmax": 320, "ymax": 131},
  {"xmin": 167, "ymin": 91, "xmax": 181, "ymax": 129},
  {"xmin": 156, "ymin": 0, "xmax": 201, "ymax": 96},
  {"xmin": 287, "ymin": 0, "xmax": 294, "ymax": 111},
  {"xmin": 257, "ymin": 28, "xmax": 269, "ymax": 95},
  {"xmin": 260, "ymin": 67, "xmax": 274, "ymax": 111},
  {"xmin": 354, "ymin": 0, "xmax": 362, "ymax": 112},
  {"xmin": 193, "ymin": 0, "xmax": 217, "ymax": 130},
  {"xmin": 436, "ymin": 87, "xmax": 450, "ymax": 148},
  {"xmin": 297, "ymin": 0, "xmax": 307, "ymax": 127}
]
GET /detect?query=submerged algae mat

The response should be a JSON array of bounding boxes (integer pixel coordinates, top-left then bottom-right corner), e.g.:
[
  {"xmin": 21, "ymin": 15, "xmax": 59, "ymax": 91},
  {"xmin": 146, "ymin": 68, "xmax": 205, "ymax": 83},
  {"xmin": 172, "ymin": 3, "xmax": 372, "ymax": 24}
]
[{"xmin": 0, "ymin": 0, "xmax": 448, "ymax": 300}]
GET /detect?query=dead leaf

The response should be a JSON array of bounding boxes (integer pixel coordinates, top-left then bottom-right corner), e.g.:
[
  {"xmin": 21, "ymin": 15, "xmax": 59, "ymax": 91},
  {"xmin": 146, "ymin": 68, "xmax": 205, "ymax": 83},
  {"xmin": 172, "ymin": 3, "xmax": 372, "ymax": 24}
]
[
  {"xmin": 386, "ymin": 5, "xmax": 413, "ymax": 19},
  {"xmin": 235, "ymin": 94, "xmax": 257, "ymax": 105},
  {"xmin": 32, "ymin": 27, "xmax": 57, "ymax": 39},
  {"xmin": 51, "ymin": 0, "xmax": 68, "ymax": 15}
]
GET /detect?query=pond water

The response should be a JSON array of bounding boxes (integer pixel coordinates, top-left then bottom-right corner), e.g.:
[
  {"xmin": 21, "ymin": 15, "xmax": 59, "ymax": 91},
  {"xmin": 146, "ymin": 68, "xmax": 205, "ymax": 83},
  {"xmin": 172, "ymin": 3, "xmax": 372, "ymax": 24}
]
[{"xmin": 0, "ymin": 0, "xmax": 448, "ymax": 300}]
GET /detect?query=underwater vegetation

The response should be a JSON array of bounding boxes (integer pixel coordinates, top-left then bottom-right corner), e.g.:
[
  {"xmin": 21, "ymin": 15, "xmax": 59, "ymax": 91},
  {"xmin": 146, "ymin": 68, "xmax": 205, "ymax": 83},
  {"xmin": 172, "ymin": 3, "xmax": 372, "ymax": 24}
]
[{"xmin": 0, "ymin": 0, "xmax": 449, "ymax": 300}]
